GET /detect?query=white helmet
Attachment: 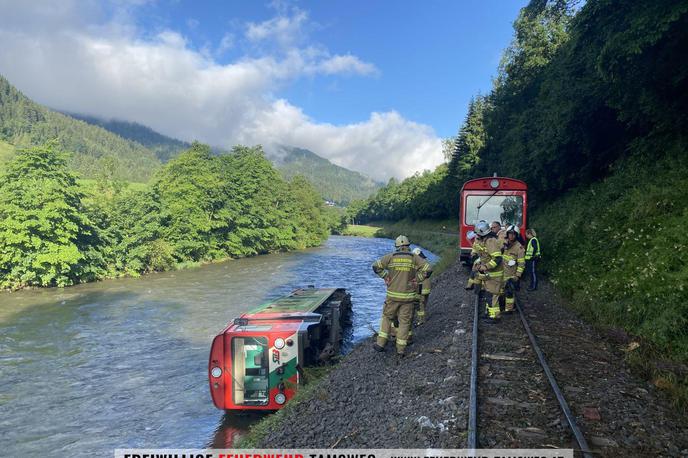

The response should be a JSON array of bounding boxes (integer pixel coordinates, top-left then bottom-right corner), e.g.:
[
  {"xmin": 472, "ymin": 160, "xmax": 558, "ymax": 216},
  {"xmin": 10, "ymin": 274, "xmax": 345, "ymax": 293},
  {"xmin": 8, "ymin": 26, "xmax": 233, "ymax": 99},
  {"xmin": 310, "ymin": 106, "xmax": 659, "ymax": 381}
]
[
  {"xmin": 395, "ymin": 235, "xmax": 410, "ymax": 247},
  {"xmin": 412, "ymin": 247, "xmax": 421, "ymax": 256},
  {"xmin": 474, "ymin": 220, "xmax": 491, "ymax": 236},
  {"xmin": 466, "ymin": 230, "xmax": 477, "ymax": 241},
  {"xmin": 506, "ymin": 225, "xmax": 519, "ymax": 235}
]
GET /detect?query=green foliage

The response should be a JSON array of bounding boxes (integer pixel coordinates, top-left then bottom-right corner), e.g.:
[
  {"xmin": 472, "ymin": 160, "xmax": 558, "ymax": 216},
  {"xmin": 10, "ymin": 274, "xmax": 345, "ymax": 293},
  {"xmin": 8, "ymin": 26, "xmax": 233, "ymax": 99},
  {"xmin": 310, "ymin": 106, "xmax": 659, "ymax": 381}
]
[
  {"xmin": 533, "ymin": 150, "xmax": 688, "ymax": 360},
  {"xmin": 0, "ymin": 141, "xmax": 335, "ymax": 287},
  {"xmin": 0, "ymin": 75, "xmax": 161, "ymax": 182},
  {"xmin": 0, "ymin": 143, "xmax": 104, "ymax": 288}
]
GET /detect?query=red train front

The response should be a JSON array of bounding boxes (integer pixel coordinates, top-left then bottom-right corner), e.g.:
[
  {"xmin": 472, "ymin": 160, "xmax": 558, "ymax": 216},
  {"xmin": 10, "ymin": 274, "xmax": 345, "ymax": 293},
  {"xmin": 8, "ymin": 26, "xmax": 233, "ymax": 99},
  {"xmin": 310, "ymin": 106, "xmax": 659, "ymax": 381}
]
[
  {"xmin": 208, "ymin": 287, "xmax": 351, "ymax": 410},
  {"xmin": 459, "ymin": 176, "xmax": 528, "ymax": 264}
]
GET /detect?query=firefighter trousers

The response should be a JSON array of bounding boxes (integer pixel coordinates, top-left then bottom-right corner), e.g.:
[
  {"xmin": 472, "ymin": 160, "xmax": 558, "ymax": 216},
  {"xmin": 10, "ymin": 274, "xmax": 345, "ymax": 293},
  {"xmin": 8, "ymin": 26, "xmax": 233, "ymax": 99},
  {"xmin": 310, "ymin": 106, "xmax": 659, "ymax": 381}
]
[
  {"xmin": 483, "ymin": 278, "xmax": 503, "ymax": 319},
  {"xmin": 377, "ymin": 299, "xmax": 414, "ymax": 354},
  {"xmin": 416, "ymin": 294, "xmax": 428, "ymax": 324}
]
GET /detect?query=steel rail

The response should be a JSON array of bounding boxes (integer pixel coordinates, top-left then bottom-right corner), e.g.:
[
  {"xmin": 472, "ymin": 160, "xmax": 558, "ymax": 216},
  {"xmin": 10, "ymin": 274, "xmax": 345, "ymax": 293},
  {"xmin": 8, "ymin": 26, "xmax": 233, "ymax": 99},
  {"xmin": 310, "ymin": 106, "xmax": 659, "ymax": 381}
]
[
  {"xmin": 515, "ymin": 298, "xmax": 594, "ymax": 458},
  {"xmin": 467, "ymin": 290, "xmax": 479, "ymax": 451}
]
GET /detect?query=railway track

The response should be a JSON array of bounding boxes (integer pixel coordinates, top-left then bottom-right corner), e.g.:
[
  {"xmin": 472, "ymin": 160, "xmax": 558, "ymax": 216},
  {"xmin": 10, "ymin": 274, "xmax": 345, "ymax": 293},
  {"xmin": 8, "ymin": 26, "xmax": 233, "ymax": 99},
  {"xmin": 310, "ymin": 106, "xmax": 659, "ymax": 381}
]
[{"xmin": 467, "ymin": 288, "xmax": 593, "ymax": 457}]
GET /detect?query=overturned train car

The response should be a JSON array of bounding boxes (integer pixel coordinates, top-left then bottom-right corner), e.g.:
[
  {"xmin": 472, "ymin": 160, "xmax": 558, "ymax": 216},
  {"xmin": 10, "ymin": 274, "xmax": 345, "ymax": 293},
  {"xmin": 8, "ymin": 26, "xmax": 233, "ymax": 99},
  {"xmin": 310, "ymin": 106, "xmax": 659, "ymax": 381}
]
[{"xmin": 208, "ymin": 287, "xmax": 352, "ymax": 410}]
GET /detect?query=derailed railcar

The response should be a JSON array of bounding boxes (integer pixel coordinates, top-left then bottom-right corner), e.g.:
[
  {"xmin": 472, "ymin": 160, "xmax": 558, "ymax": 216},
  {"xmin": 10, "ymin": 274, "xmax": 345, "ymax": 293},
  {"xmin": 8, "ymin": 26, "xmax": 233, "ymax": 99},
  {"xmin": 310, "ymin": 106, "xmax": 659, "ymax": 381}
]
[
  {"xmin": 208, "ymin": 287, "xmax": 352, "ymax": 410},
  {"xmin": 459, "ymin": 176, "xmax": 528, "ymax": 264}
]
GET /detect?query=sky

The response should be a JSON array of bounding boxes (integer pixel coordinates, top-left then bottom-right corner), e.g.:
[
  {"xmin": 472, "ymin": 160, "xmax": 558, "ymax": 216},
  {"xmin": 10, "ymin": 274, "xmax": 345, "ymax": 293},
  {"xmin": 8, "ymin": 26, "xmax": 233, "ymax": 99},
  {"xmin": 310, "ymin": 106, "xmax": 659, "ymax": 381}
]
[{"xmin": 0, "ymin": 0, "xmax": 526, "ymax": 181}]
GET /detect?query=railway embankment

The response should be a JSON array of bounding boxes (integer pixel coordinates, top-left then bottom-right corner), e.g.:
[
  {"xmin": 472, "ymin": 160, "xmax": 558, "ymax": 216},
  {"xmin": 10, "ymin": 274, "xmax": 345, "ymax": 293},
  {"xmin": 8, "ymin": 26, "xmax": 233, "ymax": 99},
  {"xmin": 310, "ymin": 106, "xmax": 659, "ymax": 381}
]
[{"xmin": 240, "ymin": 258, "xmax": 688, "ymax": 455}]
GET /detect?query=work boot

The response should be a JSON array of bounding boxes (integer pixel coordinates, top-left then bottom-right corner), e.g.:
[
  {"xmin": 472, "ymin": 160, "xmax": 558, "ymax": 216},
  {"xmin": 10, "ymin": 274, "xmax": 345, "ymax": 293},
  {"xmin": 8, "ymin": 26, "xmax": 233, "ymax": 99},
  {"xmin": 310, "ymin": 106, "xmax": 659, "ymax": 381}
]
[
  {"xmin": 373, "ymin": 343, "xmax": 385, "ymax": 352},
  {"xmin": 527, "ymin": 287, "xmax": 536, "ymax": 291},
  {"xmin": 482, "ymin": 316, "xmax": 500, "ymax": 324},
  {"xmin": 464, "ymin": 284, "xmax": 474, "ymax": 291}
]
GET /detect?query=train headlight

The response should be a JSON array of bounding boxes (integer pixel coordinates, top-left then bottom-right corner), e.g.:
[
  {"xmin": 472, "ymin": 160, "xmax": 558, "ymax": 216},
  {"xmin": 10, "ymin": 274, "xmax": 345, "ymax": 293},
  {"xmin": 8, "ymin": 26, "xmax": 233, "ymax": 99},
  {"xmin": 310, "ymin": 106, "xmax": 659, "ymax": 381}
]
[
  {"xmin": 211, "ymin": 367, "xmax": 222, "ymax": 378},
  {"xmin": 490, "ymin": 179, "xmax": 499, "ymax": 188},
  {"xmin": 274, "ymin": 338, "xmax": 285, "ymax": 349},
  {"xmin": 275, "ymin": 393, "xmax": 286, "ymax": 405}
]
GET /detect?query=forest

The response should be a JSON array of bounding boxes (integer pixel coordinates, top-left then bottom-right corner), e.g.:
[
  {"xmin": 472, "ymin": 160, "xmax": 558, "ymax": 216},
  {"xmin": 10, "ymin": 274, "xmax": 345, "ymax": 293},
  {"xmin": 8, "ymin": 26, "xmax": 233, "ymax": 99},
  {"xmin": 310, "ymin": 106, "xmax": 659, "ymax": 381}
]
[
  {"xmin": 352, "ymin": 0, "xmax": 688, "ymax": 390},
  {"xmin": 0, "ymin": 141, "xmax": 340, "ymax": 290}
]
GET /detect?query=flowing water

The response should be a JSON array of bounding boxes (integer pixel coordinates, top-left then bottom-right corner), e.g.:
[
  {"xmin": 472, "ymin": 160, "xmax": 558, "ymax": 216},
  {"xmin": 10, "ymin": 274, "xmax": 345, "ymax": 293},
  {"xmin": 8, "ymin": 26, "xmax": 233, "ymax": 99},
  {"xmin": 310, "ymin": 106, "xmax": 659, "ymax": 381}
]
[{"xmin": 0, "ymin": 236, "xmax": 437, "ymax": 456}]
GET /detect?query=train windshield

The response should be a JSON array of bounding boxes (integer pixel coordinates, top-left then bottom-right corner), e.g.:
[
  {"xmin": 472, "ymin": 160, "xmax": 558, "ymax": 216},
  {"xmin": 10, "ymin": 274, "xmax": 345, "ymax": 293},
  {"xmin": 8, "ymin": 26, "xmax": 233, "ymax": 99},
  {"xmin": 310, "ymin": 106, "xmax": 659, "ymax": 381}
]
[
  {"xmin": 465, "ymin": 195, "xmax": 523, "ymax": 227},
  {"xmin": 231, "ymin": 337, "xmax": 269, "ymax": 406}
]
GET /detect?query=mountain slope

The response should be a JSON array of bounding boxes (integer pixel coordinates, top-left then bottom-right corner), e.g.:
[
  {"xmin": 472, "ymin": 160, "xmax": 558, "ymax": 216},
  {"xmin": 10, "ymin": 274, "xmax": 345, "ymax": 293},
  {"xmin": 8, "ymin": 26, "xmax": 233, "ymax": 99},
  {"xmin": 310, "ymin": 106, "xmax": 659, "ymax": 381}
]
[
  {"xmin": 267, "ymin": 145, "xmax": 381, "ymax": 205},
  {"xmin": 0, "ymin": 75, "xmax": 161, "ymax": 182},
  {"xmin": 66, "ymin": 113, "xmax": 191, "ymax": 162}
]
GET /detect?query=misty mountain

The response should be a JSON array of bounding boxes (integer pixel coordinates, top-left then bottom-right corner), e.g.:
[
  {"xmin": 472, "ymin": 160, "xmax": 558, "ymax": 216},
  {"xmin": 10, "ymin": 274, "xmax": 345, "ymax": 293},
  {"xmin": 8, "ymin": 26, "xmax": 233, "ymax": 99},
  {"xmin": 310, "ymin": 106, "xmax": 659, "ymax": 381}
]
[
  {"xmin": 267, "ymin": 145, "xmax": 381, "ymax": 205},
  {"xmin": 0, "ymin": 75, "xmax": 160, "ymax": 182},
  {"xmin": 66, "ymin": 113, "xmax": 191, "ymax": 163}
]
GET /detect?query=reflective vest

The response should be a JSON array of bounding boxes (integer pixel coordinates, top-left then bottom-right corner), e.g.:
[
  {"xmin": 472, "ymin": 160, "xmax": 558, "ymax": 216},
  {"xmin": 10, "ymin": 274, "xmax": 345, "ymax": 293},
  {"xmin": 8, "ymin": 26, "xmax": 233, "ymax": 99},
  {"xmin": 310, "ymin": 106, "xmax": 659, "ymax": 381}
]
[{"xmin": 525, "ymin": 237, "xmax": 541, "ymax": 260}]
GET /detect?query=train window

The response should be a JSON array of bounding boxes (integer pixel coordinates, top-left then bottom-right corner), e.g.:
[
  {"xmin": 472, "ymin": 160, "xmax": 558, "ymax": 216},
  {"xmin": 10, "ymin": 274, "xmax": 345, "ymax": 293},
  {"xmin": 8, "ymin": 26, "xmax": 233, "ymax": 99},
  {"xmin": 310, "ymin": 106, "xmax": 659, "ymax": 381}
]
[
  {"xmin": 465, "ymin": 195, "xmax": 523, "ymax": 227},
  {"xmin": 231, "ymin": 337, "xmax": 269, "ymax": 406}
]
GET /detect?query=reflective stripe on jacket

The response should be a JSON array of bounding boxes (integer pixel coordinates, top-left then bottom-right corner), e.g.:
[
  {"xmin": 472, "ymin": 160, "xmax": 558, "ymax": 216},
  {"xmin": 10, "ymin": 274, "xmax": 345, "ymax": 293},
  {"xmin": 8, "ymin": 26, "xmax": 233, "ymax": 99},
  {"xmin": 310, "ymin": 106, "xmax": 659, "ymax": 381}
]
[{"xmin": 372, "ymin": 249, "xmax": 431, "ymax": 302}]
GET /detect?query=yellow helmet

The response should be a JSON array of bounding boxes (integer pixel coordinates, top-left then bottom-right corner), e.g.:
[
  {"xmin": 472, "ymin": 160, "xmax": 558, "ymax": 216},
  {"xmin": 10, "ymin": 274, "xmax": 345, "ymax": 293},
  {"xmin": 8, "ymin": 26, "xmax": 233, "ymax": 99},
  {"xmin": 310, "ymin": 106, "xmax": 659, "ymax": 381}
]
[{"xmin": 395, "ymin": 235, "xmax": 410, "ymax": 247}]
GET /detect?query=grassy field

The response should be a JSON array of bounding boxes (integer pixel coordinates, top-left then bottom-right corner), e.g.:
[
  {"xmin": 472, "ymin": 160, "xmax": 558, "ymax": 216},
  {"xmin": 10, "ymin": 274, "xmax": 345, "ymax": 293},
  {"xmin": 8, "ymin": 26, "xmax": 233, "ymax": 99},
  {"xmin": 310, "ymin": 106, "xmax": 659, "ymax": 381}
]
[
  {"xmin": 0, "ymin": 139, "xmax": 15, "ymax": 166},
  {"xmin": 340, "ymin": 224, "xmax": 382, "ymax": 237}
]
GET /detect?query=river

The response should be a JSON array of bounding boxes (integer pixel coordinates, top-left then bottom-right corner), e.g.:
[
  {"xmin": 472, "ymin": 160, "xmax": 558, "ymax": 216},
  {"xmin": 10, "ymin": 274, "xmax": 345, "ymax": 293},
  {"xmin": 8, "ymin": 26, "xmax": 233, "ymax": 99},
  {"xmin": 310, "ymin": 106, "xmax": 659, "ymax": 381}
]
[{"xmin": 0, "ymin": 236, "xmax": 437, "ymax": 456}]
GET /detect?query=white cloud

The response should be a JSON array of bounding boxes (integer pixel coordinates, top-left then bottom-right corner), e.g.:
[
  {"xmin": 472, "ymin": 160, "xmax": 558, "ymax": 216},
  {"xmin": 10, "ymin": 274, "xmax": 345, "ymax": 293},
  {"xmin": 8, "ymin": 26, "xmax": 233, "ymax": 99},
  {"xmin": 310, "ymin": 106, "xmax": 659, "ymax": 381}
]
[
  {"xmin": 245, "ymin": 10, "xmax": 308, "ymax": 48},
  {"xmin": 0, "ymin": 1, "xmax": 443, "ymax": 181},
  {"xmin": 216, "ymin": 32, "xmax": 234, "ymax": 55},
  {"xmin": 314, "ymin": 54, "xmax": 379, "ymax": 76}
]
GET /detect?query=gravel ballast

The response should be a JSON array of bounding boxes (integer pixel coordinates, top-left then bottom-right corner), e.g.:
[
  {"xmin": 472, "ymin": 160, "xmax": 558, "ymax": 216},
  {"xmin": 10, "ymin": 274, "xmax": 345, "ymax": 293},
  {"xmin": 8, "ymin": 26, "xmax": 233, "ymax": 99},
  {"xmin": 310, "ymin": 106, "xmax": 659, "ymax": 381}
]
[{"xmin": 254, "ymin": 259, "xmax": 688, "ymax": 455}]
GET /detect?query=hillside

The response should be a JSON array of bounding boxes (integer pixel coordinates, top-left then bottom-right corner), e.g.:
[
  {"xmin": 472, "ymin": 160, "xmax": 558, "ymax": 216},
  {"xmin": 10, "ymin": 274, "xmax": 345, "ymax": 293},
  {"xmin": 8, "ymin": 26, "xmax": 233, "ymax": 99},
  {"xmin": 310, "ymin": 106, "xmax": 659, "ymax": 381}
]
[
  {"xmin": 0, "ymin": 76, "xmax": 160, "ymax": 182},
  {"xmin": 66, "ymin": 113, "xmax": 191, "ymax": 163},
  {"xmin": 268, "ymin": 145, "xmax": 381, "ymax": 205}
]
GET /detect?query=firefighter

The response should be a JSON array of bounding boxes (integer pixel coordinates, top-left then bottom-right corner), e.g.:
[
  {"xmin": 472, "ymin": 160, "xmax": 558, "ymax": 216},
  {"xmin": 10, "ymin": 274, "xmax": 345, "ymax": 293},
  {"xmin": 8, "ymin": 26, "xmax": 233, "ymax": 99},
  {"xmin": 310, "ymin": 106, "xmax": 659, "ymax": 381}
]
[
  {"xmin": 525, "ymin": 228, "xmax": 541, "ymax": 291},
  {"xmin": 475, "ymin": 220, "xmax": 504, "ymax": 323},
  {"xmin": 412, "ymin": 247, "xmax": 432, "ymax": 325},
  {"xmin": 501, "ymin": 225, "xmax": 525, "ymax": 313},
  {"xmin": 491, "ymin": 221, "xmax": 506, "ymax": 241},
  {"xmin": 464, "ymin": 229, "xmax": 484, "ymax": 290},
  {"xmin": 372, "ymin": 235, "xmax": 431, "ymax": 356}
]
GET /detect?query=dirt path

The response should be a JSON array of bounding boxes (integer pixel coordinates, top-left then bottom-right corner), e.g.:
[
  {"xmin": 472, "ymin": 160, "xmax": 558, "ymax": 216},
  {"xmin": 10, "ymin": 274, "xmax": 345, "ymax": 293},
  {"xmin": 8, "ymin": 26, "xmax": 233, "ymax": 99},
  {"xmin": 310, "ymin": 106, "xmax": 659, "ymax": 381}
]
[{"xmin": 255, "ymin": 260, "xmax": 688, "ymax": 456}]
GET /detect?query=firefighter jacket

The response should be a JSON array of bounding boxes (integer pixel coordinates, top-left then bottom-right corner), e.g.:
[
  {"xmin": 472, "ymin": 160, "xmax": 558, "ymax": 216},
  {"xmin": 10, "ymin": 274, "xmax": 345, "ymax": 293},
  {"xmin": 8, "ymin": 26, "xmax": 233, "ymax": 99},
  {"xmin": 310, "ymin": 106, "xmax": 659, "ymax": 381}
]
[
  {"xmin": 525, "ymin": 237, "xmax": 541, "ymax": 260},
  {"xmin": 471, "ymin": 238, "xmax": 488, "ymax": 266},
  {"xmin": 373, "ymin": 249, "xmax": 431, "ymax": 302},
  {"xmin": 479, "ymin": 234, "xmax": 504, "ymax": 281},
  {"xmin": 502, "ymin": 241, "xmax": 525, "ymax": 279}
]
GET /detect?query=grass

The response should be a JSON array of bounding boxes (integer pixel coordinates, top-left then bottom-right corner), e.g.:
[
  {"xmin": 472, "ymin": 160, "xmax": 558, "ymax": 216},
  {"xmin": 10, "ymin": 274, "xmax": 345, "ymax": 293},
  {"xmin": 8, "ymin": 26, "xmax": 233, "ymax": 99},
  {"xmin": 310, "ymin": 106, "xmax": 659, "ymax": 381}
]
[
  {"xmin": 0, "ymin": 139, "xmax": 15, "ymax": 167},
  {"xmin": 531, "ymin": 146, "xmax": 688, "ymax": 407},
  {"xmin": 234, "ymin": 365, "xmax": 336, "ymax": 448},
  {"xmin": 340, "ymin": 224, "xmax": 381, "ymax": 237}
]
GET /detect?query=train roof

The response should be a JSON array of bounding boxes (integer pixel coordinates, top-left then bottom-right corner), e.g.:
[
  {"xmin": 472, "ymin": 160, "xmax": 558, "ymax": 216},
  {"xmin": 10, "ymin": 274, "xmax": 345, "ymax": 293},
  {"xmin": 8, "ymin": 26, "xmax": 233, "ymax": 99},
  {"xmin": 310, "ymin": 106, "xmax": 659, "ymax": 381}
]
[
  {"xmin": 247, "ymin": 287, "xmax": 339, "ymax": 315},
  {"xmin": 222, "ymin": 288, "xmax": 339, "ymax": 334},
  {"xmin": 461, "ymin": 176, "xmax": 527, "ymax": 191}
]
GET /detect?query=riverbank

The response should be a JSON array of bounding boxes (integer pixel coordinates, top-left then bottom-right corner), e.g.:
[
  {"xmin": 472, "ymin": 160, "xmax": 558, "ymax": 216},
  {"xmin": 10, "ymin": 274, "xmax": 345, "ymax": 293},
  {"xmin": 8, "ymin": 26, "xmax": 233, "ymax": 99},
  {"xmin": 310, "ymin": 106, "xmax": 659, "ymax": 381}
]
[
  {"xmin": 341, "ymin": 219, "xmax": 458, "ymax": 274},
  {"xmin": 238, "ymin": 258, "xmax": 688, "ymax": 454}
]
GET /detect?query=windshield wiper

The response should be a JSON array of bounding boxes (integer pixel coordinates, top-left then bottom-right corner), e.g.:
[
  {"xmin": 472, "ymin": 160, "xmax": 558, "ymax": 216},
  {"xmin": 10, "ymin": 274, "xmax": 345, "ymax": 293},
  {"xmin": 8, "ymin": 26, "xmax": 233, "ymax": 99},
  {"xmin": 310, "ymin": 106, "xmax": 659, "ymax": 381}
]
[{"xmin": 476, "ymin": 190, "xmax": 499, "ymax": 220}]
